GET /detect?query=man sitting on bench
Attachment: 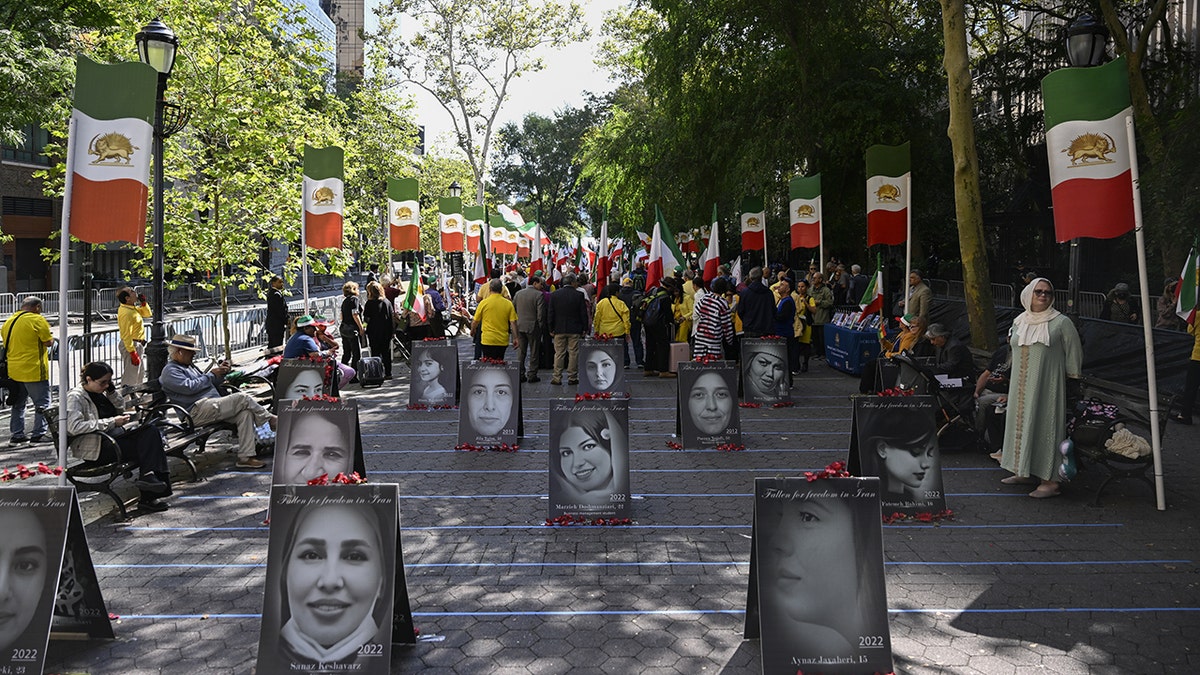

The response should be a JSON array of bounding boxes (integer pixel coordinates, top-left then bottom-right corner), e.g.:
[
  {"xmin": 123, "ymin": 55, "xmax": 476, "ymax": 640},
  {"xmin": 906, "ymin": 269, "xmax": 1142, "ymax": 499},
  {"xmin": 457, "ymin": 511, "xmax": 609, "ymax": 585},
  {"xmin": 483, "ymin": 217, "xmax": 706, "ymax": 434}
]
[{"xmin": 159, "ymin": 334, "xmax": 277, "ymax": 470}]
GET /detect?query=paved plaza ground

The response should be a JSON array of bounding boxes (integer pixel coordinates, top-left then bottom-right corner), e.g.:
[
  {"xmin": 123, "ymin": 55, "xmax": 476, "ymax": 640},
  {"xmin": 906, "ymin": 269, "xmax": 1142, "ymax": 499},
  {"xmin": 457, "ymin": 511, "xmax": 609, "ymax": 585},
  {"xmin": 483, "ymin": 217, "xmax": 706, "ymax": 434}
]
[{"xmin": 4, "ymin": 337, "xmax": 1197, "ymax": 674}]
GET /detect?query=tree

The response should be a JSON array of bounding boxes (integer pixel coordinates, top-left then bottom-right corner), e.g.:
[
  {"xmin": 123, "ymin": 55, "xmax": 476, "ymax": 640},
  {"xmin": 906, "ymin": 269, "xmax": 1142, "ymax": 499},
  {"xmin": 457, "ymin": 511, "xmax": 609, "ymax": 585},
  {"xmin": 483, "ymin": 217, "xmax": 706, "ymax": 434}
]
[
  {"xmin": 491, "ymin": 105, "xmax": 599, "ymax": 240},
  {"xmin": 374, "ymin": 0, "xmax": 588, "ymax": 204},
  {"xmin": 940, "ymin": 0, "xmax": 996, "ymax": 350}
]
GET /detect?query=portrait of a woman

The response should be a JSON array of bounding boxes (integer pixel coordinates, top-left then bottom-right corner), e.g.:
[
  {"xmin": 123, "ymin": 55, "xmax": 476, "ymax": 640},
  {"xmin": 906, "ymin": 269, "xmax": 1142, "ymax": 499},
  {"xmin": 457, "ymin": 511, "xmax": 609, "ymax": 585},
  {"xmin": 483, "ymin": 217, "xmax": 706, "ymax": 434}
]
[
  {"xmin": 411, "ymin": 352, "xmax": 452, "ymax": 405},
  {"xmin": 270, "ymin": 503, "xmax": 392, "ymax": 671},
  {"xmin": 275, "ymin": 409, "xmax": 354, "ymax": 485},
  {"xmin": 583, "ymin": 349, "xmax": 618, "ymax": 392},
  {"xmin": 277, "ymin": 367, "xmax": 327, "ymax": 402},
  {"xmin": 743, "ymin": 345, "xmax": 788, "ymax": 402},
  {"xmin": 0, "ymin": 507, "xmax": 53, "ymax": 657},
  {"xmin": 756, "ymin": 485, "xmax": 891, "ymax": 673},
  {"xmin": 464, "ymin": 368, "xmax": 515, "ymax": 439},
  {"xmin": 550, "ymin": 409, "xmax": 629, "ymax": 508},
  {"xmin": 687, "ymin": 371, "xmax": 735, "ymax": 437},
  {"xmin": 859, "ymin": 406, "xmax": 942, "ymax": 506}
]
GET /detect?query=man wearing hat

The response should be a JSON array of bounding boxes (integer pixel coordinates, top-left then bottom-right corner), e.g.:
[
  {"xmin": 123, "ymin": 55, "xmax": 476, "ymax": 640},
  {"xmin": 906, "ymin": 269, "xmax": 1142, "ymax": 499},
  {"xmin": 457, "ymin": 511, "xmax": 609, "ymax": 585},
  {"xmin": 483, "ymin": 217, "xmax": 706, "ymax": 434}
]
[
  {"xmin": 159, "ymin": 334, "xmax": 277, "ymax": 470},
  {"xmin": 2, "ymin": 297, "xmax": 54, "ymax": 445},
  {"xmin": 283, "ymin": 316, "xmax": 338, "ymax": 359}
]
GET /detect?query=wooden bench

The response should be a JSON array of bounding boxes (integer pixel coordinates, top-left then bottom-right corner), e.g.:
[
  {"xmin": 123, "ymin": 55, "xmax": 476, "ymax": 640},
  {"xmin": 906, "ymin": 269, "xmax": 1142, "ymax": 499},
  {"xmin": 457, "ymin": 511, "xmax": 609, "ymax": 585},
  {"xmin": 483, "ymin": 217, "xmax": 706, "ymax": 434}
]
[
  {"xmin": 1073, "ymin": 376, "xmax": 1174, "ymax": 505},
  {"xmin": 40, "ymin": 406, "xmax": 146, "ymax": 522}
]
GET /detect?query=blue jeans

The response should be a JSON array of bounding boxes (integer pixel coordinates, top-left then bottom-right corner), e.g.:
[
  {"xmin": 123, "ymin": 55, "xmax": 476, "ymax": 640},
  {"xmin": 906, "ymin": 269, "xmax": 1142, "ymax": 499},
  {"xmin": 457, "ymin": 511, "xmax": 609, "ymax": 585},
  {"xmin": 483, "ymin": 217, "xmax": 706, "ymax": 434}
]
[{"xmin": 9, "ymin": 380, "xmax": 50, "ymax": 439}]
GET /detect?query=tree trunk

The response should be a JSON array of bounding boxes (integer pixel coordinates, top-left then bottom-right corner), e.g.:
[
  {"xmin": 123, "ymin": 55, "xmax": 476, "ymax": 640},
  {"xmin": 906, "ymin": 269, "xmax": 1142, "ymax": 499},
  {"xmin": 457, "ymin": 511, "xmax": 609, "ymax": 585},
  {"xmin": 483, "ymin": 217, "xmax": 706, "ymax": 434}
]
[{"xmin": 940, "ymin": 0, "xmax": 997, "ymax": 350}]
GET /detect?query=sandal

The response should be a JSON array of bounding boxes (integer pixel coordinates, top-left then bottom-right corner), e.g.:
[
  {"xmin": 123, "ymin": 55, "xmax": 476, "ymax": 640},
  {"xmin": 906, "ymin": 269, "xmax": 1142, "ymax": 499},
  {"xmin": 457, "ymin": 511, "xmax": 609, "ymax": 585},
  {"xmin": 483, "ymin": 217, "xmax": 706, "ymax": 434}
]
[
  {"xmin": 989, "ymin": 451, "xmax": 1003, "ymax": 461},
  {"xmin": 1029, "ymin": 485, "xmax": 1061, "ymax": 499},
  {"xmin": 1000, "ymin": 476, "xmax": 1038, "ymax": 485}
]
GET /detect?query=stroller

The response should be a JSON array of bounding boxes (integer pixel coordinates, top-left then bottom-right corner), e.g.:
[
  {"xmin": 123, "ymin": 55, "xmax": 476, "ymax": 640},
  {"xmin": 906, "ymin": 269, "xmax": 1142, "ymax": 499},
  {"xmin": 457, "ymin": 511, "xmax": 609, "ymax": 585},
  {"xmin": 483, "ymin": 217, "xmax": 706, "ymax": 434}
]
[{"xmin": 889, "ymin": 352, "xmax": 981, "ymax": 452}]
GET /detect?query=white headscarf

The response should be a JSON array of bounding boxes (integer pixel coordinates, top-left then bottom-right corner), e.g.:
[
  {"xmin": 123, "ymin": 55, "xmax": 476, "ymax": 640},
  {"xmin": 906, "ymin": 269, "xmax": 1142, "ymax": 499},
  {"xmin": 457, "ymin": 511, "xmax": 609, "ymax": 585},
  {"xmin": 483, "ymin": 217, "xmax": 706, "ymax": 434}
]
[{"xmin": 1012, "ymin": 278, "xmax": 1061, "ymax": 347}]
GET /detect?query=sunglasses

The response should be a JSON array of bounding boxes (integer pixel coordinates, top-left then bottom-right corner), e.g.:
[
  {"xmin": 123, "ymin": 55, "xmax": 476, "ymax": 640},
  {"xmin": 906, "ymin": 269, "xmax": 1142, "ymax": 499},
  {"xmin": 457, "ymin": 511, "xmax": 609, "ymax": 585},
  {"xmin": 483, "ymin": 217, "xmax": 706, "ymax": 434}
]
[{"xmin": 1032, "ymin": 289, "xmax": 1052, "ymax": 297}]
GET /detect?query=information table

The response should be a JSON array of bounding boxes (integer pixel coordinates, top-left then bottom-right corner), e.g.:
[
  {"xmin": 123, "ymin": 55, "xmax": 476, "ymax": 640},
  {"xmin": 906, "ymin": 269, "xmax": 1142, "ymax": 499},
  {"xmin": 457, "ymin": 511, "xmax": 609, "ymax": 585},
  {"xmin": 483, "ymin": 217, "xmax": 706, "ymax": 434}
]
[{"xmin": 824, "ymin": 324, "xmax": 882, "ymax": 375}]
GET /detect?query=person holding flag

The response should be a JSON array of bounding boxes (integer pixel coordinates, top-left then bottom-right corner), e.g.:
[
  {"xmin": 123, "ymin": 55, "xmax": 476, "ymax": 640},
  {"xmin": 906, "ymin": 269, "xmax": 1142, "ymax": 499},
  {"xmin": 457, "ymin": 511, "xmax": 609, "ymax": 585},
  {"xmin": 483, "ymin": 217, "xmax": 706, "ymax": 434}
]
[{"xmin": 1172, "ymin": 246, "xmax": 1200, "ymax": 424}]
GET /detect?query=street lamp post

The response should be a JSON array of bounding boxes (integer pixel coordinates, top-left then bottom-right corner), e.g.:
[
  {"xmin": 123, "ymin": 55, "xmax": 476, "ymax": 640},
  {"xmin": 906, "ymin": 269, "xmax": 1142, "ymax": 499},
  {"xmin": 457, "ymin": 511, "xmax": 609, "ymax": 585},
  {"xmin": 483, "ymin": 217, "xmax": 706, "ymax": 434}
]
[
  {"xmin": 136, "ymin": 18, "xmax": 189, "ymax": 381},
  {"xmin": 448, "ymin": 181, "xmax": 464, "ymax": 293},
  {"xmin": 1064, "ymin": 13, "xmax": 1109, "ymax": 316}
]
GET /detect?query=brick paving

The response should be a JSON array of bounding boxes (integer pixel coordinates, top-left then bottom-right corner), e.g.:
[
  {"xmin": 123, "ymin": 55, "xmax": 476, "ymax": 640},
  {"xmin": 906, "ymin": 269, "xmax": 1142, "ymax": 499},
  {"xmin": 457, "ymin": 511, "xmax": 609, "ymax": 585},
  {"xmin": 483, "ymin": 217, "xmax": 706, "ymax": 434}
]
[{"xmin": 4, "ymin": 337, "xmax": 1196, "ymax": 674}]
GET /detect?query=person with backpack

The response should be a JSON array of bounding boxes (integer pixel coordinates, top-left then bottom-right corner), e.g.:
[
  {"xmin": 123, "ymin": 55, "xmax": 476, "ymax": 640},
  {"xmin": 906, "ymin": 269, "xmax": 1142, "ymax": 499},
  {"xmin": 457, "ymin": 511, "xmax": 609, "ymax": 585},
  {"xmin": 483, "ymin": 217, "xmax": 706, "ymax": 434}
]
[
  {"xmin": 641, "ymin": 280, "xmax": 675, "ymax": 378},
  {"xmin": 617, "ymin": 276, "xmax": 645, "ymax": 368}
]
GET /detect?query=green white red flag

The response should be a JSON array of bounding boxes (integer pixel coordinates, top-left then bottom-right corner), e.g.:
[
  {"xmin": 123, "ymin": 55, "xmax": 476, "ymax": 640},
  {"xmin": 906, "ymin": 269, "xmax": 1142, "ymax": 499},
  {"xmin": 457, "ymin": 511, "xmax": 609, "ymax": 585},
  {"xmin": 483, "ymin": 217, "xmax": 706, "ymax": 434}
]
[
  {"xmin": 388, "ymin": 177, "xmax": 420, "ymax": 251},
  {"xmin": 1176, "ymin": 246, "xmax": 1199, "ymax": 326},
  {"xmin": 865, "ymin": 142, "xmax": 910, "ymax": 246},
  {"xmin": 859, "ymin": 254, "xmax": 884, "ymax": 315},
  {"xmin": 464, "ymin": 205, "xmax": 485, "ymax": 253},
  {"xmin": 740, "ymin": 196, "xmax": 766, "ymax": 251},
  {"xmin": 646, "ymin": 206, "xmax": 684, "ymax": 290},
  {"xmin": 1042, "ymin": 56, "xmax": 1136, "ymax": 242},
  {"xmin": 438, "ymin": 196, "xmax": 464, "ymax": 252},
  {"xmin": 66, "ymin": 55, "xmax": 156, "ymax": 246},
  {"xmin": 304, "ymin": 145, "xmax": 344, "ymax": 249},
  {"xmin": 401, "ymin": 261, "xmax": 426, "ymax": 320},
  {"xmin": 788, "ymin": 174, "xmax": 821, "ymax": 250},
  {"xmin": 597, "ymin": 212, "xmax": 610, "ymax": 294},
  {"xmin": 699, "ymin": 204, "xmax": 721, "ymax": 284}
]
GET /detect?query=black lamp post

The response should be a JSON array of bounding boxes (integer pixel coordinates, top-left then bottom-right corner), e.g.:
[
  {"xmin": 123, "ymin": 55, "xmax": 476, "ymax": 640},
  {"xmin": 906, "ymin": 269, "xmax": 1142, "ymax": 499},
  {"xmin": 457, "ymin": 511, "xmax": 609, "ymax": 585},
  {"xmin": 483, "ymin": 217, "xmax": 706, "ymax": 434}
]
[
  {"xmin": 448, "ymin": 181, "xmax": 462, "ymax": 198},
  {"xmin": 447, "ymin": 181, "xmax": 464, "ymax": 291},
  {"xmin": 136, "ymin": 18, "xmax": 190, "ymax": 380},
  {"xmin": 1063, "ymin": 14, "xmax": 1109, "ymax": 316}
]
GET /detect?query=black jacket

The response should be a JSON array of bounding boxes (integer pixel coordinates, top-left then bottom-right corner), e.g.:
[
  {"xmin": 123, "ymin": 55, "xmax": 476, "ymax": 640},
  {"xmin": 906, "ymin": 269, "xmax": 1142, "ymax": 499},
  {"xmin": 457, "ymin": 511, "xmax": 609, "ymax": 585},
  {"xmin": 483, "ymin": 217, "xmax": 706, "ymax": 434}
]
[
  {"xmin": 737, "ymin": 281, "xmax": 775, "ymax": 337},
  {"xmin": 547, "ymin": 287, "xmax": 589, "ymax": 335}
]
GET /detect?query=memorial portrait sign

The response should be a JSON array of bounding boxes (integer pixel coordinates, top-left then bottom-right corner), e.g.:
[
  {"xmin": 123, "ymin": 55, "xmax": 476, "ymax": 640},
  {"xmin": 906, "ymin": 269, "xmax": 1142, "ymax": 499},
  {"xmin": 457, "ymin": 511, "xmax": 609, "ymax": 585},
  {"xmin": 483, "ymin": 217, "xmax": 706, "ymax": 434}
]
[
  {"xmin": 744, "ymin": 477, "xmax": 893, "ymax": 674},
  {"xmin": 677, "ymin": 361, "xmax": 741, "ymax": 448},
  {"xmin": 849, "ymin": 396, "xmax": 947, "ymax": 515},
  {"xmin": 741, "ymin": 339, "xmax": 791, "ymax": 404},
  {"xmin": 256, "ymin": 484, "xmax": 413, "ymax": 675},
  {"xmin": 547, "ymin": 398, "xmax": 631, "ymax": 520},
  {"xmin": 273, "ymin": 359, "xmax": 334, "ymax": 406},
  {"xmin": 273, "ymin": 399, "xmax": 367, "ymax": 485},
  {"xmin": 578, "ymin": 339, "xmax": 626, "ymax": 396},
  {"xmin": 408, "ymin": 341, "xmax": 459, "ymax": 407},
  {"xmin": 458, "ymin": 362, "xmax": 521, "ymax": 447}
]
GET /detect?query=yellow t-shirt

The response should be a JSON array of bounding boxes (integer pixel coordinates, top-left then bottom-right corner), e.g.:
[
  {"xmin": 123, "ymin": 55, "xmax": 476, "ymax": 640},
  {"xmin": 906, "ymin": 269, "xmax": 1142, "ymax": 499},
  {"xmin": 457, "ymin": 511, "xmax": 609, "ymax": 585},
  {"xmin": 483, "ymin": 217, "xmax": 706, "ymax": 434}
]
[
  {"xmin": 2, "ymin": 311, "xmax": 52, "ymax": 382},
  {"xmin": 475, "ymin": 293, "xmax": 517, "ymax": 346}
]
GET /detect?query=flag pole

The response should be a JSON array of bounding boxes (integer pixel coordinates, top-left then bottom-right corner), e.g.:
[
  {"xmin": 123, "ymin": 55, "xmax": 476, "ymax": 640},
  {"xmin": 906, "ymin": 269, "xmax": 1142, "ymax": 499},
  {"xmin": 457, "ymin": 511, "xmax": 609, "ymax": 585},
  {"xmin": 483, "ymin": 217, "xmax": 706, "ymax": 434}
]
[
  {"xmin": 301, "ymin": 205, "xmax": 310, "ymax": 313},
  {"xmin": 56, "ymin": 116, "xmax": 78, "ymax": 485},
  {"xmin": 818, "ymin": 194, "xmax": 825, "ymax": 278},
  {"xmin": 1126, "ymin": 115, "xmax": 1165, "ymax": 510},
  {"xmin": 903, "ymin": 173, "xmax": 912, "ymax": 305}
]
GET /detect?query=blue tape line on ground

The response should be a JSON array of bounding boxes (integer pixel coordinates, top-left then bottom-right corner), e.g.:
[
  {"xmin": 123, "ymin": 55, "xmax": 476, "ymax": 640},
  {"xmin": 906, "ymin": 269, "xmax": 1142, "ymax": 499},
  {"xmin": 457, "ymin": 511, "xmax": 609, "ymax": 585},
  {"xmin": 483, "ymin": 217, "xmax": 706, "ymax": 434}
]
[
  {"xmin": 94, "ymin": 559, "xmax": 1188, "ymax": 570},
  {"xmin": 177, "ymin": 491, "xmax": 1029, "ymax": 501},
  {"xmin": 119, "ymin": 522, "xmax": 1123, "ymax": 533}
]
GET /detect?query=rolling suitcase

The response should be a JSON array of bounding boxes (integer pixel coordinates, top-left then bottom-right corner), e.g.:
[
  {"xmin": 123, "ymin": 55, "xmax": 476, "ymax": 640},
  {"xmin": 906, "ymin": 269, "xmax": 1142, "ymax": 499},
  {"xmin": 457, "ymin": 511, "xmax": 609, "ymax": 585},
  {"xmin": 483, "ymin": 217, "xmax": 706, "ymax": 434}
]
[{"xmin": 357, "ymin": 344, "xmax": 386, "ymax": 388}]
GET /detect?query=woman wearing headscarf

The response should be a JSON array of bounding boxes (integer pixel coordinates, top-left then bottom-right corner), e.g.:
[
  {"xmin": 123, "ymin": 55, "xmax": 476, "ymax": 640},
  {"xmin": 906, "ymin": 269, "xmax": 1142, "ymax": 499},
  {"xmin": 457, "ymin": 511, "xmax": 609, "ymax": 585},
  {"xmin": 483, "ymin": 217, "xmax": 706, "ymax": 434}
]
[{"xmin": 998, "ymin": 278, "xmax": 1083, "ymax": 498}]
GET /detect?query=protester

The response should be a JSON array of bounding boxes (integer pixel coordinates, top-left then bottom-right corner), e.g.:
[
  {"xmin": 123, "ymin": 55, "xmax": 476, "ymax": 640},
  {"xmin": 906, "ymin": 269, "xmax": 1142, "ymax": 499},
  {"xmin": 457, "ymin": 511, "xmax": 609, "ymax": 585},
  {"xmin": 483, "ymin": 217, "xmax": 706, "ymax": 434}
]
[
  {"xmin": 974, "ymin": 342, "xmax": 1011, "ymax": 453},
  {"xmin": 1156, "ymin": 279, "xmax": 1183, "ymax": 330},
  {"xmin": 736, "ymin": 267, "xmax": 774, "ymax": 338},
  {"xmin": 1100, "ymin": 282, "xmax": 1140, "ymax": 324},
  {"xmin": 772, "ymin": 278, "xmax": 798, "ymax": 386},
  {"xmin": 400, "ymin": 278, "xmax": 434, "ymax": 342},
  {"xmin": 793, "ymin": 279, "xmax": 813, "ymax": 373},
  {"xmin": 924, "ymin": 323, "xmax": 975, "ymax": 380},
  {"xmin": 116, "ymin": 287, "xmax": 152, "ymax": 388},
  {"xmin": 846, "ymin": 264, "xmax": 869, "ymax": 307},
  {"xmin": 3, "ymin": 297, "xmax": 53, "ymax": 445},
  {"xmin": 339, "ymin": 282, "xmax": 365, "ymax": 376},
  {"xmin": 641, "ymin": 280, "xmax": 675, "ymax": 378},
  {"xmin": 513, "ymin": 276, "xmax": 546, "ymax": 382},
  {"xmin": 475, "ymin": 268, "xmax": 511, "ymax": 360},
  {"xmin": 1171, "ymin": 319, "xmax": 1199, "ymax": 425},
  {"xmin": 159, "ymin": 334, "xmax": 277, "ymax": 470},
  {"xmin": 425, "ymin": 275, "xmax": 448, "ymax": 338},
  {"xmin": 593, "ymin": 285, "xmax": 631, "ymax": 367},
  {"xmin": 671, "ymin": 280, "xmax": 693, "ymax": 343},
  {"xmin": 361, "ymin": 281, "xmax": 394, "ymax": 379},
  {"xmin": 67, "ymin": 361, "xmax": 172, "ymax": 512},
  {"xmin": 617, "ymin": 276, "xmax": 645, "ymax": 368},
  {"xmin": 857, "ymin": 315, "xmax": 925, "ymax": 394},
  {"xmin": 693, "ymin": 278, "xmax": 734, "ymax": 360},
  {"xmin": 283, "ymin": 316, "xmax": 338, "ymax": 360},
  {"xmin": 472, "ymin": 279, "xmax": 518, "ymax": 361},
  {"xmin": 265, "ymin": 276, "xmax": 289, "ymax": 349},
  {"xmin": 807, "ymin": 272, "xmax": 834, "ymax": 358},
  {"xmin": 548, "ymin": 273, "xmax": 589, "ymax": 385},
  {"xmin": 997, "ymin": 279, "xmax": 1082, "ymax": 498},
  {"xmin": 899, "ymin": 269, "xmax": 932, "ymax": 324}
]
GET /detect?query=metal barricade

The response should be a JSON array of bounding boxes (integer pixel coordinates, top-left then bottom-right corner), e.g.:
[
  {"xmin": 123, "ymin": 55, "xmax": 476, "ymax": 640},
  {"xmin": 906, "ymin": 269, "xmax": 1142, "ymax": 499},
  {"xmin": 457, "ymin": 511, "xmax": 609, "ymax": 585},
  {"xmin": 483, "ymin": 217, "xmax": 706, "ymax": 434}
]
[
  {"xmin": 15, "ymin": 291, "xmax": 59, "ymax": 315},
  {"xmin": 991, "ymin": 283, "xmax": 1014, "ymax": 308}
]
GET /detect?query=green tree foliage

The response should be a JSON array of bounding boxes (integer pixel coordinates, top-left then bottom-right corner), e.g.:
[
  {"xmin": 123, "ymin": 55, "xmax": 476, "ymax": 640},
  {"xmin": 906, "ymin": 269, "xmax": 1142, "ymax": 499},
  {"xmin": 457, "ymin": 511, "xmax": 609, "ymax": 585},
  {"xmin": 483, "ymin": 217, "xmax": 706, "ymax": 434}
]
[
  {"xmin": 491, "ymin": 105, "xmax": 599, "ymax": 241},
  {"xmin": 374, "ymin": 0, "xmax": 589, "ymax": 204}
]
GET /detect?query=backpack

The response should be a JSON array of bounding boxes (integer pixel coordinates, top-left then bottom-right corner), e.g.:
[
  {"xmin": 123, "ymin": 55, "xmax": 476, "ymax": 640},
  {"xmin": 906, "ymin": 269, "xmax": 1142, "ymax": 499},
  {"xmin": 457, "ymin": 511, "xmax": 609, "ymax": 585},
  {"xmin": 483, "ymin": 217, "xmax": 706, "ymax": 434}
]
[
  {"xmin": 628, "ymin": 290, "xmax": 646, "ymax": 322},
  {"xmin": 642, "ymin": 291, "xmax": 670, "ymax": 328}
]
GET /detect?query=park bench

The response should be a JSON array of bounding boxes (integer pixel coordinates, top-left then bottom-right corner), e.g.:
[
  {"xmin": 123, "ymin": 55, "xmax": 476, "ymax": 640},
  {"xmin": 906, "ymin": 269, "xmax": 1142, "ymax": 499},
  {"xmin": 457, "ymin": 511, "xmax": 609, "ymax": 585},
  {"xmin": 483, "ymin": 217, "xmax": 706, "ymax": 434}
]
[{"xmin": 1071, "ymin": 376, "xmax": 1175, "ymax": 505}]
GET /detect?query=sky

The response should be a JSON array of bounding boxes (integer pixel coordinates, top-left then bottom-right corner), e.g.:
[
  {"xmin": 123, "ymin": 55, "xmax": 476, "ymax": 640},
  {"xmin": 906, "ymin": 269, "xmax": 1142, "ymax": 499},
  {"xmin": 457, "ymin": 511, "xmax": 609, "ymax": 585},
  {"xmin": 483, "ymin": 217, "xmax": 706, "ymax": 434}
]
[{"xmin": 364, "ymin": 0, "xmax": 624, "ymax": 156}]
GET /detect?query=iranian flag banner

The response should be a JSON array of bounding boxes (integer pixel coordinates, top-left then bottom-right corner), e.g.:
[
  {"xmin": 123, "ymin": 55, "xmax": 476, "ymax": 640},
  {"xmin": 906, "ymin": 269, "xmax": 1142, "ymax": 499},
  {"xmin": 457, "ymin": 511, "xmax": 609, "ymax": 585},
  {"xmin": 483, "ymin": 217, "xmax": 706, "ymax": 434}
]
[
  {"xmin": 637, "ymin": 230, "xmax": 652, "ymax": 251},
  {"xmin": 788, "ymin": 174, "xmax": 821, "ymax": 250},
  {"xmin": 388, "ymin": 177, "xmax": 420, "ymax": 251},
  {"xmin": 646, "ymin": 206, "xmax": 684, "ymax": 290},
  {"xmin": 597, "ymin": 214, "xmax": 610, "ymax": 294},
  {"xmin": 66, "ymin": 55, "xmax": 156, "ymax": 246},
  {"xmin": 1042, "ymin": 56, "xmax": 1136, "ymax": 242},
  {"xmin": 506, "ymin": 229, "xmax": 521, "ymax": 257},
  {"xmin": 304, "ymin": 145, "xmax": 344, "ymax": 249},
  {"xmin": 865, "ymin": 142, "xmax": 910, "ymax": 246},
  {"xmin": 518, "ymin": 234, "xmax": 531, "ymax": 259},
  {"xmin": 401, "ymin": 261, "xmax": 427, "ymax": 320},
  {"xmin": 1176, "ymin": 246, "xmax": 1199, "ymax": 326},
  {"xmin": 464, "ymin": 205, "xmax": 485, "ymax": 253},
  {"xmin": 497, "ymin": 203, "xmax": 525, "ymax": 230},
  {"xmin": 474, "ymin": 237, "xmax": 492, "ymax": 289},
  {"xmin": 740, "ymin": 196, "xmax": 766, "ymax": 251},
  {"xmin": 859, "ymin": 254, "xmax": 884, "ymax": 315},
  {"xmin": 489, "ymin": 215, "xmax": 511, "ymax": 255},
  {"xmin": 438, "ymin": 196, "xmax": 464, "ymax": 252},
  {"xmin": 699, "ymin": 204, "xmax": 721, "ymax": 284}
]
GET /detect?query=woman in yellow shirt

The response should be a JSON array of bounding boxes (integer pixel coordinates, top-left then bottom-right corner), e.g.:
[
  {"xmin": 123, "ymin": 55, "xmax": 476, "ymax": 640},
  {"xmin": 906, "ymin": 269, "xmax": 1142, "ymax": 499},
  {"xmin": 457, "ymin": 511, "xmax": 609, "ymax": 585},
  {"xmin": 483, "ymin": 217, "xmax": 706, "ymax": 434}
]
[
  {"xmin": 593, "ymin": 286, "xmax": 632, "ymax": 367},
  {"xmin": 672, "ymin": 283, "xmax": 694, "ymax": 343}
]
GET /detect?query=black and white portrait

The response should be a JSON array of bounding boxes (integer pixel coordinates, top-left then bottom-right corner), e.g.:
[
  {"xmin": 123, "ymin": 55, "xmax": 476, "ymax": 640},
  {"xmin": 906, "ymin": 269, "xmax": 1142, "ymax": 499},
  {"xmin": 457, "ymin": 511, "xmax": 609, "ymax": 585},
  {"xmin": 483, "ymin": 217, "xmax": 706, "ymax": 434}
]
[
  {"xmin": 0, "ymin": 488, "xmax": 71, "ymax": 674},
  {"xmin": 578, "ymin": 341, "xmax": 625, "ymax": 395},
  {"xmin": 741, "ymin": 339, "xmax": 790, "ymax": 404},
  {"xmin": 274, "ymin": 360, "xmax": 333, "ymax": 406},
  {"xmin": 408, "ymin": 342, "xmax": 458, "ymax": 406},
  {"xmin": 257, "ymin": 485, "xmax": 397, "ymax": 675},
  {"xmin": 548, "ymin": 399, "xmax": 630, "ymax": 520},
  {"xmin": 272, "ymin": 400, "xmax": 363, "ymax": 486},
  {"xmin": 457, "ymin": 363, "xmax": 520, "ymax": 446},
  {"xmin": 752, "ymin": 477, "xmax": 893, "ymax": 674},
  {"xmin": 678, "ymin": 362, "xmax": 741, "ymax": 448},
  {"xmin": 853, "ymin": 397, "xmax": 946, "ymax": 514}
]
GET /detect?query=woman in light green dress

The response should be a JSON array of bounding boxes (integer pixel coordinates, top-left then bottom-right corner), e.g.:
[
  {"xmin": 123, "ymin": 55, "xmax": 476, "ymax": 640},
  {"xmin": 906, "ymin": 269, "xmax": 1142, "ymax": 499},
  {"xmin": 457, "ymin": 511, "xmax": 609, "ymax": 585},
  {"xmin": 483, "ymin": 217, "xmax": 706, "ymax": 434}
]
[{"xmin": 999, "ymin": 278, "xmax": 1082, "ymax": 498}]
